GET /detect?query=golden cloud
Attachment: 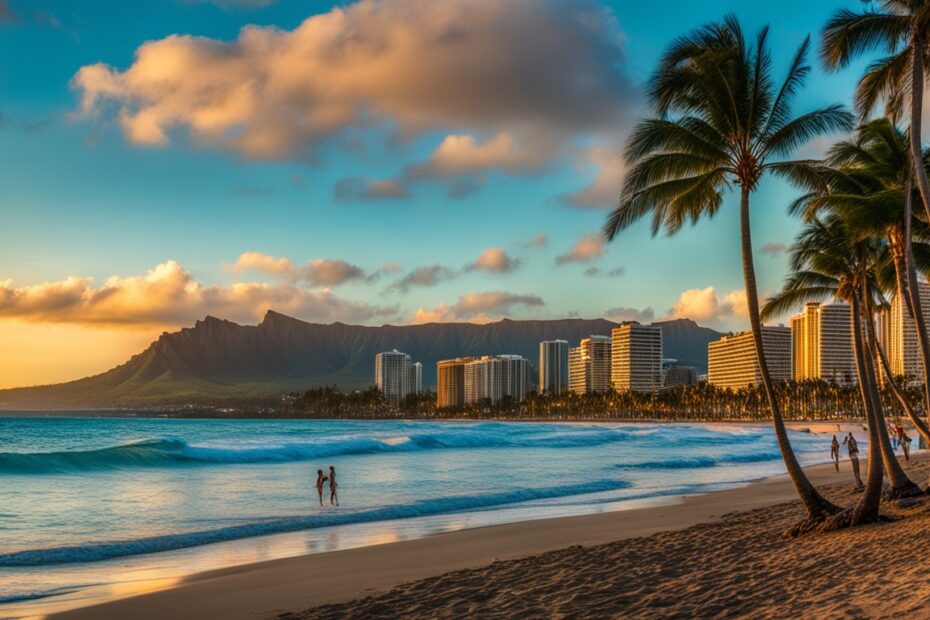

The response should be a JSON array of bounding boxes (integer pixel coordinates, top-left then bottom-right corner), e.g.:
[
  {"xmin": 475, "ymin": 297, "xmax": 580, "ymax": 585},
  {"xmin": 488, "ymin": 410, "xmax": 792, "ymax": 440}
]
[
  {"xmin": 72, "ymin": 0, "xmax": 635, "ymax": 161},
  {"xmin": 0, "ymin": 261, "xmax": 396, "ymax": 327}
]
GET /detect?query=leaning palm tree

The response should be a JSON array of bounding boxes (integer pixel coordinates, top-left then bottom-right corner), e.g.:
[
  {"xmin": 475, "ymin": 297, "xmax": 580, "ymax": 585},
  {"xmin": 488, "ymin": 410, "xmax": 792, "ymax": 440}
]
[
  {"xmin": 604, "ymin": 15, "xmax": 853, "ymax": 526},
  {"xmin": 788, "ymin": 118, "xmax": 930, "ymax": 444},
  {"xmin": 763, "ymin": 216, "xmax": 919, "ymax": 526}
]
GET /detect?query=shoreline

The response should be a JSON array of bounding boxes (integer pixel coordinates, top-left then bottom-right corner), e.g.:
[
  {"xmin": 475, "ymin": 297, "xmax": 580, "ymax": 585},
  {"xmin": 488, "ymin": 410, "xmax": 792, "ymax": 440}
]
[
  {"xmin": 48, "ymin": 453, "xmax": 883, "ymax": 620},
  {"xmin": 0, "ymin": 412, "xmax": 874, "ymax": 427}
]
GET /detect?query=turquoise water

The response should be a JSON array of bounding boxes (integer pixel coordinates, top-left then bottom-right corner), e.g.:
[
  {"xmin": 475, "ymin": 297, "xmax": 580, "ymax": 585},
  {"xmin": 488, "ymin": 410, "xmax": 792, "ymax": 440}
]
[{"xmin": 0, "ymin": 417, "xmax": 852, "ymax": 614}]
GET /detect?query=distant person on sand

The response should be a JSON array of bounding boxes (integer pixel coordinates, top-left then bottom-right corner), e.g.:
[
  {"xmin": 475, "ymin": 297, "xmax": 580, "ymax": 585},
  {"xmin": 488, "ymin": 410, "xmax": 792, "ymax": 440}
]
[
  {"xmin": 329, "ymin": 466, "xmax": 339, "ymax": 506},
  {"xmin": 895, "ymin": 424, "xmax": 911, "ymax": 462},
  {"xmin": 315, "ymin": 469, "xmax": 328, "ymax": 506},
  {"xmin": 843, "ymin": 433, "xmax": 863, "ymax": 490},
  {"xmin": 830, "ymin": 435, "xmax": 840, "ymax": 472}
]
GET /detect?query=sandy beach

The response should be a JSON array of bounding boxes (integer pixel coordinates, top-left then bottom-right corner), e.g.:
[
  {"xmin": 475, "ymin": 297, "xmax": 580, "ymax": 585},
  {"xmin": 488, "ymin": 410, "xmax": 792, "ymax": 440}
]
[{"xmin": 52, "ymin": 441, "xmax": 928, "ymax": 620}]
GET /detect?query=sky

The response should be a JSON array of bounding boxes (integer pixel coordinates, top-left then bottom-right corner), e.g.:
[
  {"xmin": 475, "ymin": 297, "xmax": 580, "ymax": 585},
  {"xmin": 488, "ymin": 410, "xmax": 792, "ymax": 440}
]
[{"xmin": 0, "ymin": 0, "xmax": 877, "ymax": 388}]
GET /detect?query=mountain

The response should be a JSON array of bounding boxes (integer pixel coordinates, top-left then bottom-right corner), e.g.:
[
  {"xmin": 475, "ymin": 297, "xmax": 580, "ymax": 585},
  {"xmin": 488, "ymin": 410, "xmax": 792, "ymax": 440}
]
[{"xmin": 0, "ymin": 312, "xmax": 722, "ymax": 409}]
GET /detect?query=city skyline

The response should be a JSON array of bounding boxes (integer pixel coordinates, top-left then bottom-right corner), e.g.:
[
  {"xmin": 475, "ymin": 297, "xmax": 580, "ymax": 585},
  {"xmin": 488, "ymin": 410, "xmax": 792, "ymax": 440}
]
[{"xmin": 0, "ymin": 0, "xmax": 869, "ymax": 388}]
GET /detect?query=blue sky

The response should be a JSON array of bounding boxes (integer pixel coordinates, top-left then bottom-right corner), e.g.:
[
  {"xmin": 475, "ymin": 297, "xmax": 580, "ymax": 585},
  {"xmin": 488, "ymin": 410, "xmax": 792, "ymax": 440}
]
[{"xmin": 0, "ymin": 0, "xmax": 873, "ymax": 386}]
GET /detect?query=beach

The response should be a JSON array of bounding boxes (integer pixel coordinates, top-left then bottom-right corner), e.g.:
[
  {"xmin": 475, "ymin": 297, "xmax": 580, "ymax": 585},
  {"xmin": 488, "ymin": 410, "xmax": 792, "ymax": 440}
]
[{"xmin": 47, "ymin": 447, "xmax": 928, "ymax": 620}]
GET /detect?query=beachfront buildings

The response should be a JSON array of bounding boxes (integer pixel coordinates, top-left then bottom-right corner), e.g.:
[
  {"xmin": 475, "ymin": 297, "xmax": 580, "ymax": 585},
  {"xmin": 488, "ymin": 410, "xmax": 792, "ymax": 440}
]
[
  {"xmin": 463, "ymin": 355, "xmax": 532, "ymax": 404},
  {"xmin": 611, "ymin": 323, "xmax": 662, "ymax": 392},
  {"xmin": 538, "ymin": 340, "xmax": 570, "ymax": 394},
  {"xmin": 375, "ymin": 350, "xmax": 422, "ymax": 403},
  {"xmin": 790, "ymin": 302, "xmax": 856, "ymax": 385},
  {"xmin": 409, "ymin": 362, "xmax": 423, "ymax": 396},
  {"xmin": 664, "ymin": 365, "xmax": 697, "ymax": 387},
  {"xmin": 436, "ymin": 357, "xmax": 474, "ymax": 407},
  {"xmin": 707, "ymin": 326, "xmax": 791, "ymax": 390},
  {"xmin": 569, "ymin": 335, "xmax": 612, "ymax": 394},
  {"xmin": 880, "ymin": 281, "xmax": 930, "ymax": 378}
]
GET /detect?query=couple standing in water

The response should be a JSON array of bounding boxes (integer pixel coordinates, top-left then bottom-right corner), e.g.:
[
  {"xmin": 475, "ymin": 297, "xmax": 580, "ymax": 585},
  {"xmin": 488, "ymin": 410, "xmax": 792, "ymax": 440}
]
[
  {"xmin": 831, "ymin": 433, "xmax": 864, "ymax": 490},
  {"xmin": 315, "ymin": 466, "xmax": 339, "ymax": 506}
]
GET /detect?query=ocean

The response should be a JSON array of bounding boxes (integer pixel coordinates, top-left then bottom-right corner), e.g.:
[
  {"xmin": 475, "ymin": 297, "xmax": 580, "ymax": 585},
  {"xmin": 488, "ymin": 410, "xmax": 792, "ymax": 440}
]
[{"xmin": 0, "ymin": 417, "xmax": 857, "ymax": 616}]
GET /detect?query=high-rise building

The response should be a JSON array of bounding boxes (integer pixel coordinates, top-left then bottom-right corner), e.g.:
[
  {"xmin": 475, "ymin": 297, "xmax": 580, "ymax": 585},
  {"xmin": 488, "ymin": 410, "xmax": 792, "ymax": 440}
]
[
  {"xmin": 790, "ymin": 302, "xmax": 855, "ymax": 385},
  {"xmin": 790, "ymin": 313, "xmax": 805, "ymax": 382},
  {"xmin": 538, "ymin": 340, "xmax": 570, "ymax": 394},
  {"xmin": 436, "ymin": 357, "xmax": 474, "ymax": 408},
  {"xmin": 611, "ymin": 322, "xmax": 662, "ymax": 392},
  {"xmin": 664, "ymin": 365, "xmax": 697, "ymax": 387},
  {"xmin": 886, "ymin": 281, "xmax": 930, "ymax": 378},
  {"xmin": 375, "ymin": 350, "xmax": 413, "ymax": 403},
  {"xmin": 568, "ymin": 335, "xmax": 612, "ymax": 394},
  {"xmin": 464, "ymin": 355, "xmax": 531, "ymax": 404},
  {"xmin": 408, "ymin": 362, "xmax": 423, "ymax": 396},
  {"xmin": 707, "ymin": 326, "xmax": 791, "ymax": 390}
]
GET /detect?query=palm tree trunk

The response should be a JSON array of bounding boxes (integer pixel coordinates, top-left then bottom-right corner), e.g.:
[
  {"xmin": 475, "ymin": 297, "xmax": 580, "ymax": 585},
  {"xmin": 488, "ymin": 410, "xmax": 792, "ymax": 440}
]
[
  {"xmin": 874, "ymin": 322, "xmax": 930, "ymax": 446},
  {"xmin": 850, "ymin": 291, "xmax": 883, "ymax": 525},
  {"xmin": 901, "ymin": 184, "xmax": 930, "ymax": 427},
  {"xmin": 739, "ymin": 187, "xmax": 838, "ymax": 520},
  {"xmin": 910, "ymin": 33, "xmax": 930, "ymax": 224},
  {"xmin": 861, "ymin": 287, "xmax": 923, "ymax": 498},
  {"xmin": 888, "ymin": 247, "xmax": 930, "ymax": 445}
]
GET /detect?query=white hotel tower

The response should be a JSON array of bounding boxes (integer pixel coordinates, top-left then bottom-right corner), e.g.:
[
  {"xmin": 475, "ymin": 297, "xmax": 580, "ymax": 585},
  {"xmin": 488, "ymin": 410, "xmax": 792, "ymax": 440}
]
[
  {"xmin": 463, "ymin": 355, "xmax": 531, "ymax": 404},
  {"xmin": 375, "ymin": 350, "xmax": 421, "ymax": 403},
  {"xmin": 707, "ymin": 326, "xmax": 791, "ymax": 390},
  {"xmin": 538, "ymin": 340, "xmax": 570, "ymax": 394},
  {"xmin": 611, "ymin": 322, "xmax": 662, "ymax": 393},
  {"xmin": 569, "ymin": 335, "xmax": 612, "ymax": 394}
]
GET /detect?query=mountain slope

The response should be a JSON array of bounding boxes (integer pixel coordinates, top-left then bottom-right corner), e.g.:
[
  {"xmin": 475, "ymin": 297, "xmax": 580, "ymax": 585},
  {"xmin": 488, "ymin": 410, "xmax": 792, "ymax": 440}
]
[{"xmin": 0, "ymin": 312, "xmax": 722, "ymax": 408}]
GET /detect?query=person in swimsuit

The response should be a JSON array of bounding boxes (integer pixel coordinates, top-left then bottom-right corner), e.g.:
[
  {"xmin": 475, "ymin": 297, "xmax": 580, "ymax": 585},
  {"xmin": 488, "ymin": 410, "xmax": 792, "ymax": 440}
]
[
  {"xmin": 329, "ymin": 465, "xmax": 339, "ymax": 506},
  {"xmin": 830, "ymin": 435, "xmax": 840, "ymax": 472},
  {"xmin": 843, "ymin": 433, "xmax": 863, "ymax": 490},
  {"xmin": 315, "ymin": 469, "xmax": 328, "ymax": 506}
]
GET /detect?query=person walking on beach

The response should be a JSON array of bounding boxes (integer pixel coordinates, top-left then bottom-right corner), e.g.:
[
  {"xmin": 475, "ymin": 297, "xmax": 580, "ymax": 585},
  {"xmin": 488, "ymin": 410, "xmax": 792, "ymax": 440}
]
[
  {"xmin": 315, "ymin": 469, "xmax": 328, "ymax": 507},
  {"xmin": 843, "ymin": 433, "xmax": 864, "ymax": 490},
  {"xmin": 831, "ymin": 435, "xmax": 840, "ymax": 472},
  {"xmin": 328, "ymin": 465, "xmax": 339, "ymax": 506},
  {"xmin": 895, "ymin": 424, "xmax": 911, "ymax": 462}
]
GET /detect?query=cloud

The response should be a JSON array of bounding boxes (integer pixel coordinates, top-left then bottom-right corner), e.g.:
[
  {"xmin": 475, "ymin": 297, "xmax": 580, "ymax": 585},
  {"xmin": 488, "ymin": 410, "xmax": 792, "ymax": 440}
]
[
  {"xmin": 413, "ymin": 291, "xmax": 544, "ymax": 323},
  {"xmin": 555, "ymin": 233, "xmax": 606, "ymax": 265},
  {"xmin": 229, "ymin": 251, "xmax": 367, "ymax": 286},
  {"xmin": 525, "ymin": 234, "xmax": 549, "ymax": 249},
  {"xmin": 337, "ymin": 131, "xmax": 566, "ymax": 201},
  {"xmin": 466, "ymin": 247, "xmax": 521, "ymax": 274},
  {"xmin": 558, "ymin": 147, "xmax": 625, "ymax": 209},
  {"xmin": 0, "ymin": 261, "xmax": 396, "ymax": 327},
  {"xmin": 759, "ymin": 242, "xmax": 788, "ymax": 258},
  {"xmin": 605, "ymin": 306, "xmax": 655, "ymax": 323},
  {"xmin": 667, "ymin": 287, "xmax": 748, "ymax": 325},
  {"xmin": 72, "ymin": 0, "xmax": 636, "ymax": 162},
  {"xmin": 231, "ymin": 251, "xmax": 293, "ymax": 274},
  {"xmin": 333, "ymin": 177, "xmax": 411, "ymax": 202},
  {"xmin": 410, "ymin": 133, "xmax": 550, "ymax": 177},
  {"xmin": 387, "ymin": 265, "xmax": 458, "ymax": 293},
  {"xmin": 584, "ymin": 266, "xmax": 625, "ymax": 278}
]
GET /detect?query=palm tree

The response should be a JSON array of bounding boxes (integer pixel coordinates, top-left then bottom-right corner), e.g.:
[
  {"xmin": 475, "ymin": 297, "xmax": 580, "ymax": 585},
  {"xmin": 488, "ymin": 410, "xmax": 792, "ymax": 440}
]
[
  {"xmin": 604, "ymin": 15, "xmax": 853, "ymax": 525},
  {"xmin": 788, "ymin": 118, "xmax": 930, "ymax": 444},
  {"xmin": 763, "ymin": 216, "xmax": 917, "ymax": 525},
  {"xmin": 821, "ymin": 2, "xmax": 930, "ymax": 241}
]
